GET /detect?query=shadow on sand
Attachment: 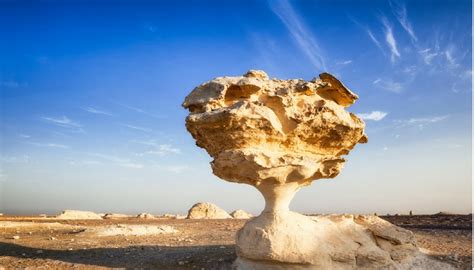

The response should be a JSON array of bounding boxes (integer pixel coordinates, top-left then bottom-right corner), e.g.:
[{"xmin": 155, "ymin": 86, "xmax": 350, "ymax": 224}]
[{"xmin": 0, "ymin": 242, "xmax": 236, "ymax": 269}]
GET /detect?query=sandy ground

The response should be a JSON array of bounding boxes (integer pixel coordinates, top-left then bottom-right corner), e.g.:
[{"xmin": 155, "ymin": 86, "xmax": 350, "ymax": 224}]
[{"xmin": 0, "ymin": 215, "xmax": 471, "ymax": 269}]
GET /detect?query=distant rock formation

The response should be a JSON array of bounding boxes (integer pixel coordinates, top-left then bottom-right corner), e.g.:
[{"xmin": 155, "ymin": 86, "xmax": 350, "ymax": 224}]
[
  {"xmin": 230, "ymin": 210, "xmax": 253, "ymax": 219},
  {"xmin": 434, "ymin": 211, "xmax": 456, "ymax": 216},
  {"xmin": 102, "ymin": 213, "xmax": 129, "ymax": 219},
  {"xmin": 186, "ymin": 202, "xmax": 231, "ymax": 219},
  {"xmin": 183, "ymin": 70, "xmax": 451, "ymax": 269},
  {"xmin": 136, "ymin": 213, "xmax": 155, "ymax": 219},
  {"xmin": 55, "ymin": 210, "xmax": 102, "ymax": 220}
]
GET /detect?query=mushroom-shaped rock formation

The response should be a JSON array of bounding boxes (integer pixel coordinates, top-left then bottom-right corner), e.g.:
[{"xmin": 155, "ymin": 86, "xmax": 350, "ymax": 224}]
[{"xmin": 183, "ymin": 71, "xmax": 451, "ymax": 269}]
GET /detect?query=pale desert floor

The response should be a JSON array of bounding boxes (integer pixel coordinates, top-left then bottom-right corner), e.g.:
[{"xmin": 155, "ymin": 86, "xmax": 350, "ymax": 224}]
[{"xmin": 0, "ymin": 215, "xmax": 471, "ymax": 269}]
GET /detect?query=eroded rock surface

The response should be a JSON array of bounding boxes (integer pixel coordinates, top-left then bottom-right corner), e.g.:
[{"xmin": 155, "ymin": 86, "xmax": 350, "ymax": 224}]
[
  {"xmin": 183, "ymin": 70, "xmax": 367, "ymax": 186},
  {"xmin": 230, "ymin": 210, "xmax": 253, "ymax": 219},
  {"xmin": 236, "ymin": 214, "xmax": 424, "ymax": 269},
  {"xmin": 186, "ymin": 202, "xmax": 232, "ymax": 219},
  {"xmin": 183, "ymin": 71, "xmax": 446, "ymax": 269}
]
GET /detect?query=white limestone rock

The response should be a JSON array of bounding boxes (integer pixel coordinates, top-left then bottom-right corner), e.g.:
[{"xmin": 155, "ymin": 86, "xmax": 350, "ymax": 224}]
[
  {"xmin": 55, "ymin": 210, "xmax": 102, "ymax": 220},
  {"xmin": 230, "ymin": 210, "xmax": 253, "ymax": 219},
  {"xmin": 183, "ymin": 71, "xmax": 447, "ymax": 269},
  {"xmin": 186, "ymin": 202, "xmax": 232, "ymax": 219}
]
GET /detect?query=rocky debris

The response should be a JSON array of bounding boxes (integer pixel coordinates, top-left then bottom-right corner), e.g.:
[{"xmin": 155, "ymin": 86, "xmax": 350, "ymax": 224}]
[
  {"xmin": 183, "ymin": 71, "xmax": 448, "ymax": 269},
  {"xmin": 434, "ymin": 211, "xmax": 456, "ymax": 216},
  {"xmin": 103, "ymin": 213, "xmax": 130, "ymax": 219},
  {"xmin": 162, "ymin": 214, "xmax": 177, "ymax": 219},
  {"xmin": 0, "ymin": 221, "xmax": 82, "ymax": 230},
  {"xmin": 10, "ymin": 235, "xmax": 20, "ymax": 240},
  {"xmin": 230, "ymin": 210, "xmax": 253, "ymax": 219},
  {"xmin": 136, "ymin": 213, "xmax": 155, "ymax": 219},
  {"xmin": 82, "ymin": 224, "xmax": 178, "ymax": 236},
  {"xmin": 55, "ymin": 210, "xmax": 102, "ymax": 220},
  {"xmin": 187, "ymin": 202, "xmax": 232, "ymax": 219}
]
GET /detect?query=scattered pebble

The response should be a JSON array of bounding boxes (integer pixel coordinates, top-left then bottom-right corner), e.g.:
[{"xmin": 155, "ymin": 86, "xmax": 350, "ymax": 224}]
[{"xmin": 11, "ymin": 236, "xmax": 20, "ymax": 240}]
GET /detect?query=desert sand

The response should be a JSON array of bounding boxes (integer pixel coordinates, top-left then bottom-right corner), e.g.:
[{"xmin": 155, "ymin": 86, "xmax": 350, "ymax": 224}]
[{"xmin": 0, "ymin": 213, "xmax": 471, "ymax": 269}]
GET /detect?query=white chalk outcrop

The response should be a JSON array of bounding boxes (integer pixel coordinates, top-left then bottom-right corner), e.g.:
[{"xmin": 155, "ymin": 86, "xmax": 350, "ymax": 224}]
[
  {"xmin": 83, "ymin": 224, "xmax": 177, "ymax": 237},
  {"xmin": 183, "ymin": 70, "xmax": 450, "ymax": 269},
  {"xmin": 230, "ymin": 210, "xmax": 253, "ymax": 219},
  {"xmin": 186, "ymin": 202, "xmax": 232, "ymax": 219},
  {"xmin": 55, "ymin": 210, "xmax": 102, "ymax": 220}
]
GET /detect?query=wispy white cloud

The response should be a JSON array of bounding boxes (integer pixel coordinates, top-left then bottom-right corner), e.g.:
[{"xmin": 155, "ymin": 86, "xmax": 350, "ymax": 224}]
[
  {"xmin": 120, "ymin": 163, "xmax": 144, "ymax": 169},
  {"xmin": 1, "ymin": 155, "xmax": 30, "ymax": 163},
  {"xmin": 269, "ymin": 0, "xmax": 326, "ymax": 70},
  {"xmin": 120, "ymin": 123, "xmax": 152, "ymax": 133},
  {"xmin": 82, "ymin": 160, "xmax": 102, "ymax": 165},
  {"xmin": 406, "ymin": 115, "xmax": 449, "ymax": 124},
  {"xmin": 381, "ymin": 17, "xmax": 400, "ymax": 62},
  {"xmin": 141, "ymin": 144, "xmax": 181, "ymax": 157},
  {"xmin": 336, "ymin": 60, "xmax": 353, "ymax": 65},
  {"xmin": 133, "ymin": 141, "xmax": 181, "ymax": 157},
  {"xmin": 115, "ymin": 102, "xmax": 166, "ymax": 119},
  {"xmin": 444, "ymin": 45, "xmax": 459, "ymax": 69},
  {"xmin": 373, "ymin": 78, "xmax": 403, "ymax": 93},
  {"xmin": 389, "ymin": 0, "xmax": 417, "ymax": 42},
  {"xmin": 0, "ymin": 80, "xmax": 22, "ymax": 88},
  {"xmin": 30, "ymin": 142, "xmax": 69, "ymax": 149},
  {"xmin": 367, "ymin": 29, "xmax": 385, "ymax": 54},
  {"xmin": 419, "ymin": 48, "xmax": 438, "ymax": 65},
  {"xmin": 395, "ymin": 115, "xmax": 449, "ymax": 129},
  {"xmin": 459, "ymin": 69, "xmax": 473, "ymax": 80},
  {"xmin": 157, "ymin": 165, "xmax": 188, "ymax": 173},
  {"xmin": 41, "ymin": 116, "xmax": 84, "ymax": 133},
  {"xmin": 357, "ymin": 111, "xmax": 388, "ymax": 121},
  {"xmin": 402, "ymin": 65, "xmax": 416, "ymax": 75},
  {"xmin": 83, "ymin": 107, "xmax": 113, "ymax": 116},
  {"xmin": 89, "ymin": 153, "xmax": 128, "ymax": 163},
  {"xmin": 88, "ymin": 153, "xmax": 143, "ymax": 169},
  {"xmin": 19, "ymin": 134, "xmax": 31, "ymax": 138}
]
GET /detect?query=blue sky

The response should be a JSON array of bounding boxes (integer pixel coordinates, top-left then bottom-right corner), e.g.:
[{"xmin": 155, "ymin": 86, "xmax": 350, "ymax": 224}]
[{"xmin": 1, "ymin": 0, "xmax": 471, "ymax": 215}]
